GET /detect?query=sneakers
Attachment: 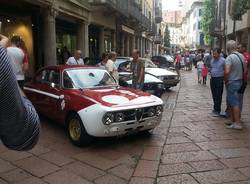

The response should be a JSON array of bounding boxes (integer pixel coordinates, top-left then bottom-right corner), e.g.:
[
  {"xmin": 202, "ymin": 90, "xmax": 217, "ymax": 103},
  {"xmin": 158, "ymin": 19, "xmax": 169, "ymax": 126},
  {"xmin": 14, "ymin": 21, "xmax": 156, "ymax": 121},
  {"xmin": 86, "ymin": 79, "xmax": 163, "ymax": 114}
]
[
  {"xmin": 225, "ymin": 121, "xmax": 232, "ymax": 126},
  {"xmin": 212, "ymin": 110, "xmax": 220, "ymax": 117},
  {"xmin": 226, "ymin": 123, "xmax": 243, "ymax": 130},
  {"xmin": 220, "ymin": 112, "xmax": 229, "ymax": 118}
]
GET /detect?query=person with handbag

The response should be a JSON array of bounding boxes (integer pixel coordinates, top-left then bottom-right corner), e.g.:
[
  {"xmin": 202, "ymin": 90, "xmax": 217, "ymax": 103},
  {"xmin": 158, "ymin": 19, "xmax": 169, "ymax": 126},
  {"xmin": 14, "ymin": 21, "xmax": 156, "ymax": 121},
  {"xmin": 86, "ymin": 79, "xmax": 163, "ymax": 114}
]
[{"xmin": 224, "ymin": 40, "xmax": 247, "ymax": 130}]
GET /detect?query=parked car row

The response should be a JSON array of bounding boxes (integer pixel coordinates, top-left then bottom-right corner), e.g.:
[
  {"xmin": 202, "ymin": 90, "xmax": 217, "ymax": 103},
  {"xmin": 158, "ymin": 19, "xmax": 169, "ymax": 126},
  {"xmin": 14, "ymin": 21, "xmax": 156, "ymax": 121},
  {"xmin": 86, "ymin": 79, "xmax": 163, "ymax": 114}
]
[
  {"xmin": 23, "ymin": 55, "xmax": 178, "ymax": 147},
  {"xmin": 115, "ymin": 57, "xmax": 180, "ymax": 97}
]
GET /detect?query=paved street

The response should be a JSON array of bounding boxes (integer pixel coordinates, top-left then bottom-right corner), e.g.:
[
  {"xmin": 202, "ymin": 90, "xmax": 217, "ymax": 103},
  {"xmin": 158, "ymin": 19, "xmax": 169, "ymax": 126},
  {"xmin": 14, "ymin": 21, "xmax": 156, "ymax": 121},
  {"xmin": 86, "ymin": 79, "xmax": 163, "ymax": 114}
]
[{"xmin": 0, "ymin": 69, "xmax": 250, "ymax": 184}]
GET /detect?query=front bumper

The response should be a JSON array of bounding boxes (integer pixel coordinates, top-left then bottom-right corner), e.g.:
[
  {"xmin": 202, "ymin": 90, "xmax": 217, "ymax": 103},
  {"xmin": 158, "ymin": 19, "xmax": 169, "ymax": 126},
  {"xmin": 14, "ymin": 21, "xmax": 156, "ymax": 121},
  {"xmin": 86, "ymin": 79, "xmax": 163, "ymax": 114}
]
[
  {"xmin": 78, "ymin": 103, "xmax": 163, "ymax": 137},
  {"xmin": 101, "ymin": 116, "xmax": 162, "ymax": 137},
  {"xmin": 163, "ymin": 79, "xmax": 180, "ymax": 88}
]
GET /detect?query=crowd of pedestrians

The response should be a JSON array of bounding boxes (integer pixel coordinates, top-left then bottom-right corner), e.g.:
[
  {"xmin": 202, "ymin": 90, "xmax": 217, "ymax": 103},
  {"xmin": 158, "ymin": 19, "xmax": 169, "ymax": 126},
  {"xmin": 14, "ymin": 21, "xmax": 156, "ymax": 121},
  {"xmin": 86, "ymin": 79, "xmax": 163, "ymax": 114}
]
[
  {"xmin": 194, "ymin": 40, "xmax": 249, "ymax": 130},
  {"xmin": 173, "ymin": 40, "xmax": 250, "ymax": 130}
]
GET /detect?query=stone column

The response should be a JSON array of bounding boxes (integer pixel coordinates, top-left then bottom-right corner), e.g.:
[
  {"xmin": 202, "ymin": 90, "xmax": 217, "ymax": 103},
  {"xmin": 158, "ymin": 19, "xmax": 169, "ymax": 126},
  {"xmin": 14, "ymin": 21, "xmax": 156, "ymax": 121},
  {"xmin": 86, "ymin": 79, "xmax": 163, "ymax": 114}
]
[
  {"xmin": 111, "ymin": 31, "xmax": 116, "ymax": 51},
  {"xmin": 141, "ymin": 38, "xmax": 145, "ymax": 57},
  {"xmin": 77, "ymin": 21, "xmax": 89, "ymax": 58},
  {"xmin": 121, "ymin": 33, "xmax": 125, "ymax": 56},
  {"xmin": 132, "ymin": 35, "xmax": 136, "ymax": 52},
  {"xmin": 84, "ymin": 22, "xmax": 89, "ymax": 57},
  {"xmin": 99, "ymin": 26, "xmax": 104, "ymax": 56},
  {"xmin": 44, "ymin": 8, "xmax": 57, "ymax": 66},
  {"xmin": 126, "ymin": 34, "xmax": 130, "ymax": 57}
]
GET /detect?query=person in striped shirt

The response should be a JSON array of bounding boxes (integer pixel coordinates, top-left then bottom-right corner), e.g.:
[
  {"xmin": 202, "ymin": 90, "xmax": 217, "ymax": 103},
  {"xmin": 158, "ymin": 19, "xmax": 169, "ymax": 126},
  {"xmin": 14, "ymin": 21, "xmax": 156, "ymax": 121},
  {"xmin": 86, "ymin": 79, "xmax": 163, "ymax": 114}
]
[{"xmin": 0, "ymin": 34, "xmax": 40, "ymax": 151}]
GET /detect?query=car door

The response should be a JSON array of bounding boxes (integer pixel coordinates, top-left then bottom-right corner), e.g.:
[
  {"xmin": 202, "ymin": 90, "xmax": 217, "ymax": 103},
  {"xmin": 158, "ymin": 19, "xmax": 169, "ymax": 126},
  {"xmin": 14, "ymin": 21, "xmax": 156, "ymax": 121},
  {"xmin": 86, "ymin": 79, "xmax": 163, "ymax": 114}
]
[
  {"xmin": 24, "ymin": 69, "xmax": 51, "ymax": 114},
  {"xmin": 45, "ymin": 69, "xmax": 65, "ymax": 122}
]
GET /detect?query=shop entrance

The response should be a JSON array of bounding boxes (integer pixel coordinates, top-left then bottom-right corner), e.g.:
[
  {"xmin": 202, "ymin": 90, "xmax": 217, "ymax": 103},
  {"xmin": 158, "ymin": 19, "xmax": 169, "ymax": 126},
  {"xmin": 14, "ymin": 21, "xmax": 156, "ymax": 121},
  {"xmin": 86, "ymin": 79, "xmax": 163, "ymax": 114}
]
[{"xmin": 56, "ymin": 19, "xmax": 77, "ymax": 65}]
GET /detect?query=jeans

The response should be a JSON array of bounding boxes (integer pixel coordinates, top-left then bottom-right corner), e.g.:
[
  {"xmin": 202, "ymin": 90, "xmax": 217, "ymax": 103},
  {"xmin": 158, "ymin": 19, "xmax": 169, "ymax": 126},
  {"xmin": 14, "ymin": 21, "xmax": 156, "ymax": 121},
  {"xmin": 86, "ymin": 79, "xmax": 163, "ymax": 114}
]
[
  {"xmin": 210, "ymin": 77, "xmax": 224, "ymax": 113},
  {"xmin": 227, "ymin": 80, "xmax": 242, "ymax": 107}
]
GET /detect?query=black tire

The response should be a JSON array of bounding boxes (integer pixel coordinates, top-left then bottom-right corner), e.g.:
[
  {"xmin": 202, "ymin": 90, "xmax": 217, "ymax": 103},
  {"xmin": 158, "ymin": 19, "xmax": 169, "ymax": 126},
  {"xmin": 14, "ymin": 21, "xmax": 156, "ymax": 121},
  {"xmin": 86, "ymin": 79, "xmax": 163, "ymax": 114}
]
[{"xmin": 66, "ymin": 113, "xmax": 93, "ymax": 146}]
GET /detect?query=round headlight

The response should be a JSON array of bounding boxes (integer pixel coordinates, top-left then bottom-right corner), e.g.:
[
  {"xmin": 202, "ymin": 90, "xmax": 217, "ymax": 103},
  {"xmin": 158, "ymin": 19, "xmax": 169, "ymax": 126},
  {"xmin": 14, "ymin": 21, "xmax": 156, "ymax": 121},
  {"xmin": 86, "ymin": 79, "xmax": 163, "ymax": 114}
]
[
  {"xmin": 115, "ymin": 112, "xmax": 125, "ymax": 122},
  {"xmin": 148, "ymin": 107, "xmax": 156, "ymax": 117},
  {"xmin": 103, "ymin": 113, "xmax": 114, "ymax": 125},
  {"xmin": 156, "ymin": 106, "xmax": 163, "ymax": 116}
]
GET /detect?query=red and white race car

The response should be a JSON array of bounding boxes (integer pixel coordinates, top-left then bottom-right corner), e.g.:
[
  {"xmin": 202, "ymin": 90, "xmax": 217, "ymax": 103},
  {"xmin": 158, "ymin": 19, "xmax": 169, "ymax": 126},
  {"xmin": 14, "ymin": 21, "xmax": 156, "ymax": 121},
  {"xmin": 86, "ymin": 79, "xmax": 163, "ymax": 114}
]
[{"xmin": 24, "ymin": 65, "xmax": 163, "ymax": 146}]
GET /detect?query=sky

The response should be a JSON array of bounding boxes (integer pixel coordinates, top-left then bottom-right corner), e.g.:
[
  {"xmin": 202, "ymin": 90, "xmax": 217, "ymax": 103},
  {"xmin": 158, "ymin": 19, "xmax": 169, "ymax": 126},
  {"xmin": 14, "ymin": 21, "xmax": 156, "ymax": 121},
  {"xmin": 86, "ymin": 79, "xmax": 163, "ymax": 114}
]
[{"xmin": 162, "ymin": 0, "xmax": 183, "ymax": 11}]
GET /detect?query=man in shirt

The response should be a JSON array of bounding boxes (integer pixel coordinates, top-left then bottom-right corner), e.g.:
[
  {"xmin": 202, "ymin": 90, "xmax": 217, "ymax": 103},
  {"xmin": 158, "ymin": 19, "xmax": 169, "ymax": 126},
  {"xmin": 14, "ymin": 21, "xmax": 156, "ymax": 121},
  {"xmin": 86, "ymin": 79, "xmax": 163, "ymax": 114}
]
[
  {"xmin": 225, "ymin": 40, "xmax": 247, "ymax": 129},
  {"xmin": 0, "ymin": 34, "xmax": 40, "ymax": 150},
  {"xmin": 7, "ymin": 36, "xmax": 27, "ymax": 89},
  {"xmin": 106, "ymin": 51, "xmax": 119, "ymax": 82},
  {"xmin": 66, "ymin": 50, "xmax": 84, "ymax": 65},
  {"xmin": 209, "ymin": 48, "xmax": 225, "ymax": 116},
  {"xmin": 131, "ymin": 49, "xmax": 145, "ymax": 90}
]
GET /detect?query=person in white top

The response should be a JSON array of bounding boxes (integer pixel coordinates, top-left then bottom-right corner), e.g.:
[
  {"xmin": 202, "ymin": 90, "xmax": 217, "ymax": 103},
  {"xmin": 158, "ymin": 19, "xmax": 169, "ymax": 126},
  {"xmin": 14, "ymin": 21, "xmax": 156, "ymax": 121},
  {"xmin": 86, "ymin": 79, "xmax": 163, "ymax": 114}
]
[
  {"xmin": 66, "ymin": 50, "xmax": 84, "ymax": 65},
  {"xmin": 7, "ymin": 36, "xmax": 27, "ymax": 89},
  {"xmin": 106, "ymin": 52, "xmax": 119, "ymax": 83},
  {"xmin": 196, "ymin": 59, "xmax": 204, "ymax": 84}
]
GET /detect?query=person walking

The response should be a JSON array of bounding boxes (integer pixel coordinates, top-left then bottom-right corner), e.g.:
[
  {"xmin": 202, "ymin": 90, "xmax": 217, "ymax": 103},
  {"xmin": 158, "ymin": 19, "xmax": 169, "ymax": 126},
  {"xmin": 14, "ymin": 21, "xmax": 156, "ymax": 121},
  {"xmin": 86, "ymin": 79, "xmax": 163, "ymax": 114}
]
[
  {"xmin": 96, "ymin": 53, "xmax": 109, "ymax": 70},
  {"xmin": 0, "ymin": 34, "xmax": 40, "ymax": 150},
  {"xmin": 196, "ymin": 59, "xmax": 204, "ymax": 84},
  {"xmin": 7, "ymin": 36, "xmax": 28, "ymax": 89},
  {"xmin": 202, "ymin": 64, "xmax": 208, "ymax": 85},
  {"xmin": 175, "ymin": 51, "xmax": 181, "ymax": 76},
  {"xmin": 131, "ymin": 49, "xmax": 145, "ymax": 90},
  {"xmin": 209, "ymin": 48, "xmax": 225, "ymax": 116},
  {"xmin": 106, "ymin": 51, "xmax": 119, "ymax": 82},
  {"xmin": 237, "ymin": 43, "xmax": 250, "ymax": 113},
  {"xmin": 66, "ymin": 50, "xmax": 84, "ymax": 65},
  {"xmin": 225, "ymin": 40, "xmax": 247, "ymax": 129}
]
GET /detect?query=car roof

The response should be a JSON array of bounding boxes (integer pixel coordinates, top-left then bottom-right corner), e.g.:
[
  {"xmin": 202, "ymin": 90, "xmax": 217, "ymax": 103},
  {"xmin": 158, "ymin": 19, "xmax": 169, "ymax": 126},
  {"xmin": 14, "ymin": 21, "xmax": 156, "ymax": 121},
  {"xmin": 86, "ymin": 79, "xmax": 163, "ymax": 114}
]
[{"xmin": 39, "ymin": 65, "xmax": 98, "ymax": 71}]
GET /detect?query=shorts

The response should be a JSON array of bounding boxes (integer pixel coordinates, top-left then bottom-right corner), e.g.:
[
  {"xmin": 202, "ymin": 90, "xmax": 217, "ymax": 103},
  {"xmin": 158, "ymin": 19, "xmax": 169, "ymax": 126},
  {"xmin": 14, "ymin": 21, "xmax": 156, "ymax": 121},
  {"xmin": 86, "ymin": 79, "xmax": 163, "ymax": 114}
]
[{"xmin": 226, "ymin": 80, "xmax": 242, "ymax": 107}]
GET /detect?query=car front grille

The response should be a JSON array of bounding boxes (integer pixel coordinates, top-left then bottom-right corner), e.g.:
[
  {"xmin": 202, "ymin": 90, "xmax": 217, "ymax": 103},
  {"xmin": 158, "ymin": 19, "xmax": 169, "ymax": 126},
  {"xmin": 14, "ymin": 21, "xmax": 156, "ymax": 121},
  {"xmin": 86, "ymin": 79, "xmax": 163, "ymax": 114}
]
[
  {"xmin": 164, "ymin": 76, "xmax": 177, "ymax": 80},
  {"xmin": 113, "ymin": 106, "xmax": 160, "ymax": 123}
]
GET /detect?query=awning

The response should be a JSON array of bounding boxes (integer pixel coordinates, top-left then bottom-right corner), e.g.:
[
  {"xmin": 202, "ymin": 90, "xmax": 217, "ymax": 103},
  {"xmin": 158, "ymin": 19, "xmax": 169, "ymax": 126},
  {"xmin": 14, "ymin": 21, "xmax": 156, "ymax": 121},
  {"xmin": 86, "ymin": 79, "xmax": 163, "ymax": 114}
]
[{"xmin": 121, "ymin": 25, "xmax": 134, "ymax": 35}]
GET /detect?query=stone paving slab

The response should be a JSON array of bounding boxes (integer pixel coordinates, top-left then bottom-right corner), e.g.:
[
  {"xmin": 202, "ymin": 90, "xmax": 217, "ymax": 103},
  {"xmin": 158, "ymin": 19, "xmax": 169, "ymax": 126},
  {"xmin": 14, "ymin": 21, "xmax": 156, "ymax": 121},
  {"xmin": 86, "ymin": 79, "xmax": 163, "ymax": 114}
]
[{"xmin": 0, "ymin": 70, "xmax": 249, "ymax": 183}]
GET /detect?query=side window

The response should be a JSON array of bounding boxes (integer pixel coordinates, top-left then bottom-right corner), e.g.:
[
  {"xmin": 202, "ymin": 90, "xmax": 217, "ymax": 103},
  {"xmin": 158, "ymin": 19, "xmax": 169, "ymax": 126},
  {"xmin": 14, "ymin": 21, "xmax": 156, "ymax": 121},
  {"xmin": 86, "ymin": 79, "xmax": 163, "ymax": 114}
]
[
  {"xmin": 35, "ymin": 70, "xmax": 49, "ymax": 83},
  {"xmin": 63, "ymin": 72, "xmax": 74, "ymax": 88},
  {"xmin": 48, "ymin": 70, "xmax": 60, "ymax": 86}
]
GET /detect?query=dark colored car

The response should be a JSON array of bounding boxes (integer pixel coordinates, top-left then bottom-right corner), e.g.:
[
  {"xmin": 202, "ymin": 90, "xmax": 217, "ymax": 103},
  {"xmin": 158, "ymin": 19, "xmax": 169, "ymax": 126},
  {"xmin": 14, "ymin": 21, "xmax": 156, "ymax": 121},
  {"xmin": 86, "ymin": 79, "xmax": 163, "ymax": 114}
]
[
  {"xmin": 151, "ymin": 55, "xmax": 174, "ymax": 68},
  {"xmin": 115, "ymin": 57, "xmax": 165, "ymax": 97}
]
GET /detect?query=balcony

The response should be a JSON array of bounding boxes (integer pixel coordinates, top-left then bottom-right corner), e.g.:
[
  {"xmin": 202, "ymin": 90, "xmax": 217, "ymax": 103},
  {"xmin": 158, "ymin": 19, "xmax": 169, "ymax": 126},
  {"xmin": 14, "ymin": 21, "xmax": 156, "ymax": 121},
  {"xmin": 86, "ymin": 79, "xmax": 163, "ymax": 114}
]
[
  {"xmin": 147, "ymin": 23, "xmax": 157, "ymax": 36},
  {"xmin": 88, "ymin": 0, "xmax": 129, "ymax": 17},
  {"xmin": 154, "ymin": 35, "xmax": 163, "ymax": 44},
  {"xmin": 88, "ymin": 0, "xmax": 116, "ymax": 8},
  {"xmin": 155, "ymin": 6, "xmax": 162, "ymax": 23}
]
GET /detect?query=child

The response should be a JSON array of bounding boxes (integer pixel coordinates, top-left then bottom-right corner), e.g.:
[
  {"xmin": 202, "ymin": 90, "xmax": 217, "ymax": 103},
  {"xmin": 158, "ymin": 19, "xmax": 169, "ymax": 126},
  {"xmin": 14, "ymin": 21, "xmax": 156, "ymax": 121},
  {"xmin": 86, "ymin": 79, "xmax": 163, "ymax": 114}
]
[
  {"xmin": 196, "ymin": 60, "xmax": 204, "ymax": 84},
  {"xmin": 202, "ymin": 64, "xmax": 208, "ymax": 85}
]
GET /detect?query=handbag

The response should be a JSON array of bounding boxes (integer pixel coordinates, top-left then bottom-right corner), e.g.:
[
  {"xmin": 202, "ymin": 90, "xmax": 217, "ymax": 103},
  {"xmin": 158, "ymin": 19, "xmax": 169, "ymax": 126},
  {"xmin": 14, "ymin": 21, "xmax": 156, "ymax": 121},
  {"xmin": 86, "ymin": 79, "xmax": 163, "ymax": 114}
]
[{"xmin": 232, "ymin": 53, "xmax": 247, "ymax": 94}]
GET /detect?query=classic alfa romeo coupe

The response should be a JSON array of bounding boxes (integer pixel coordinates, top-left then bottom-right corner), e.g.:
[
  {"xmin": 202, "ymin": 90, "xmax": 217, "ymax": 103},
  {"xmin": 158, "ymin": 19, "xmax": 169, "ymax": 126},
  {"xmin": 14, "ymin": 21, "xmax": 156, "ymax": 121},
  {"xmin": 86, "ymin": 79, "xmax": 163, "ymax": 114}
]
[{"xmin": 24, "ymin": 65, "xmax": 163, "ymax": 146}]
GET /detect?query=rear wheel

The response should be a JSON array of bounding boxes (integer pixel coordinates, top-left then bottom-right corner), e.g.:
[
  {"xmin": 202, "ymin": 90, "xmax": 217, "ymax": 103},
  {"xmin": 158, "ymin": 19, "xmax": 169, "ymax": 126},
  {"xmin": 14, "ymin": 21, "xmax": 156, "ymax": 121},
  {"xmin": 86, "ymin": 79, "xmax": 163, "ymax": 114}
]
[{"xmin": 66, "ymin": 113, "xmax": 93, "ymax": 146}]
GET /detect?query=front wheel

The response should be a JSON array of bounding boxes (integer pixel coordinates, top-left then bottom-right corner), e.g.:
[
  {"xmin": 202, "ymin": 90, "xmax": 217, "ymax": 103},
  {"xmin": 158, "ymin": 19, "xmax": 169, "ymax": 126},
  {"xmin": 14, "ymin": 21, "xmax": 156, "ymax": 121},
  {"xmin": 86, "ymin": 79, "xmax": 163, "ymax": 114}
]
[{"xmin": 66, "ymin": 113, "xmax": 93, "ymax": 146}]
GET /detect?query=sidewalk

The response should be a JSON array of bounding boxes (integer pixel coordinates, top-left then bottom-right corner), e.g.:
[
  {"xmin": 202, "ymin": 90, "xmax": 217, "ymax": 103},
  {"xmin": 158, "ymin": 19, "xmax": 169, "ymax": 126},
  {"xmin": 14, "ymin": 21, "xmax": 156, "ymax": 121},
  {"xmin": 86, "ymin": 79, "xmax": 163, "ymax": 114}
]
[
  {"xmin": 0, "ymin": 69, "xmax": 249, "ymax": 184},
  {"xmin": 157, "ymin": 70, "xmax": 250, "ymax": 184}
]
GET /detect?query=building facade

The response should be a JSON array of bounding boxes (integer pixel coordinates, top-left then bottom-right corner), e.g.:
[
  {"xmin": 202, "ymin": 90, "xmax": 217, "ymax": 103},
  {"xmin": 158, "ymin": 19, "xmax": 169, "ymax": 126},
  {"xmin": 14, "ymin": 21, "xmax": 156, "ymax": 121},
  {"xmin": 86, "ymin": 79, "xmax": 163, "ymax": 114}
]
[
  {"xmin": 163, "ymin": 10, "xmax": 182, "ymax": 51},
  {"xmin": 0, "ymin": 0, "xmax": 163, "ymax": 77},
  {"xmin": 181, "ymin": 0, "xmax": 204, "ymax": 50}
]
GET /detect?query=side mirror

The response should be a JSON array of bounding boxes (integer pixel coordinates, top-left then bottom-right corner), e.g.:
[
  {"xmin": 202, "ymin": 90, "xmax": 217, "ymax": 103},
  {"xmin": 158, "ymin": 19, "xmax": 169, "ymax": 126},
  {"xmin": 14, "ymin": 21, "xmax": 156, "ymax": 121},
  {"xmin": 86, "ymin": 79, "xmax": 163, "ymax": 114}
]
[{"xmin": 50, "ymin": 82, "xmax": 56, "ymax": 88}]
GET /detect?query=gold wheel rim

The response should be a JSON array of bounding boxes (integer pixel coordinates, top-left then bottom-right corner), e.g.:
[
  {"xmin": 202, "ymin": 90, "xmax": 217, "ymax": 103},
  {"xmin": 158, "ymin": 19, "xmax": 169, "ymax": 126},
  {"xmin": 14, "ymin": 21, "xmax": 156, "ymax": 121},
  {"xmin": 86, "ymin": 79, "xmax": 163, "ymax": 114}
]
[{"xmin": 69, "ymin": 119, "xmax": 81, "ymax": 141}]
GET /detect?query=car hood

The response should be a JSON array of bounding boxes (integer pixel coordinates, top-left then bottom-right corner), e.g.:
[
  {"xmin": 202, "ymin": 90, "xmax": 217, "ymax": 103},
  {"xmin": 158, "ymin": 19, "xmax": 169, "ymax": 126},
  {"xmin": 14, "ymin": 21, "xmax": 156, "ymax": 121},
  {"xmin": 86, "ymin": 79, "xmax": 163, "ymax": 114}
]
[
  {"xmin": 81, "ymin": 87, "xmax": 161, "ymax": 107},
  {"xmin": 145, "ymin": 68, "xmax": 177, "ymax": 77},
  {"xmin": 119, "ymin": 72, "xmax": 163, "ymax": 84}
]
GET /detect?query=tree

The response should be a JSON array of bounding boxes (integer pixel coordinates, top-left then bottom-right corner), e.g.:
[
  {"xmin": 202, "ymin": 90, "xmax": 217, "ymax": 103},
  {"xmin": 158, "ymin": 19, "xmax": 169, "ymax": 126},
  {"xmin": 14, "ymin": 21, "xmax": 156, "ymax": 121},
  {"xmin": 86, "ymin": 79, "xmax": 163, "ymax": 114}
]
[
  {"xmin": 164, "ymin": 25, "xmax": 171, "ymax": 50},
  {"xmin": 229, "ymin": 0, "xmax": 250, "ymax": 38},
  {"xmin": 201, "ymin": 0, "xmax": 216, "ymax": 46}
]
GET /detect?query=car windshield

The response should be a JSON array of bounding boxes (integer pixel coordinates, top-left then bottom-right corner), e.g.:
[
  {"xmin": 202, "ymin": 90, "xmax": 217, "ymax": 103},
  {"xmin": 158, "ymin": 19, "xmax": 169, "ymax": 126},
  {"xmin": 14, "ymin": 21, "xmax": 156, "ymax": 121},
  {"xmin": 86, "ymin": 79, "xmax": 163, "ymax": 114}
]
[
  {"xmin": 144, "ymin": 58, "xmax": 157, "ymax": 68},
  {"xmin": 64, "ymin": 68, "xmax": 117, "ymax": 89}
]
